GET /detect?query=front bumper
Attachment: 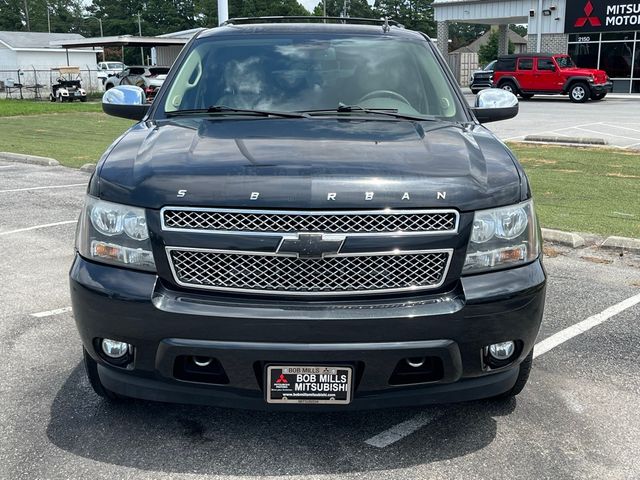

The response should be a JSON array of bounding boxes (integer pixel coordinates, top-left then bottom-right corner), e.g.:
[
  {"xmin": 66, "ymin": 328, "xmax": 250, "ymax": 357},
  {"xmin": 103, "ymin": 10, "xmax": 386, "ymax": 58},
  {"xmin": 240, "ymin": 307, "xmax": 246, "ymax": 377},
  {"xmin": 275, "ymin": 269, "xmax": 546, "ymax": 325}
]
[
  {"xmin": 70, "ymin": 256, "xmax": 546, "ymax": 410},
  {"xmin": 591, "ymin": 81, "xmax": 614, "ymax": 94}
]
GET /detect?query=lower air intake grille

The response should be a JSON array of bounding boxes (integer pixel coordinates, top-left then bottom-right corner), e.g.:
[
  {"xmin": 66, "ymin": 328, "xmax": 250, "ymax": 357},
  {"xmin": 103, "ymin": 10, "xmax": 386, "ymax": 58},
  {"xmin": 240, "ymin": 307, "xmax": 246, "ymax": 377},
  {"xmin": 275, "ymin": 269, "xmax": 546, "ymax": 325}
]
[{"xmin": 167, "ymin": 249, "xmax": 451, "ymax": 295}]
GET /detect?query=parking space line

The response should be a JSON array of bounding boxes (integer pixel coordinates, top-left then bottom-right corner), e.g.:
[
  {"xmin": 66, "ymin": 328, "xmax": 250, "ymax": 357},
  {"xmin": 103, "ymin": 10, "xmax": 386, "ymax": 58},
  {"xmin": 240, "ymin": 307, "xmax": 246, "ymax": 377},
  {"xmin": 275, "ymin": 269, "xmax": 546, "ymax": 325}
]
[
  {"xmin": 0, "ymin": 165, "xmax": 14, "ymax": 169},
  {"xmin": 0, "ymin": 220, "xmax": 76, "ymax": 236},
  {"xmin": 501, "ymin": 122, "xmax": 604, "ymax": 142},
  {"xmin": 30, "ymin": 307, "xmax": 72, "ymax": 318},
  {"xmin": 533, "ymin": 292, "xmax": 640, "ymax": 358},
  {"xmin": 574, "ymin": 127, "xmax": 640, "ymax": 142},
  {"xmin": 364, "ymin": 291, "xmax": 640, "ymax": 449},
  {"xmin": 364, "ymin": 411, "xmax": 443, "ymax": 448},
  {"xmin": 0, "ymin": 183, "xmax": 86, "ymax": 194},
  {"xmin": 601, "ymin": 124, "xmax": 640, "ymax": 134}
]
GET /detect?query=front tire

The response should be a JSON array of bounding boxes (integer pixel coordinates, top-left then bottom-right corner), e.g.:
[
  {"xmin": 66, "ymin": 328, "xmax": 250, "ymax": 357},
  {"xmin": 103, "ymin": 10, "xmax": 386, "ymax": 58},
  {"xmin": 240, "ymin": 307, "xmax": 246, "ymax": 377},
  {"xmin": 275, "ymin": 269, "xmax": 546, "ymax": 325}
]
[
  {"xmin": 83, "ymin": 348, "xmax": 125, "ymax": 401},
  {"xmin": 494, "ymin": 348, "xmax": 533, "ymax": 399},
  {"xmin": 520, "ymin": 93, "xmax": 534, "ymax": 100},
  {"xmin": 471, "ymin": 88, "xmax": 480, "ymax": 95},
  {"xmin": 591, "ymin": 92, "xmax": 606, "ymax": 101},
  {"xmin": 569, "ymin": 82, "xmax": 589, "ymax": 103}
]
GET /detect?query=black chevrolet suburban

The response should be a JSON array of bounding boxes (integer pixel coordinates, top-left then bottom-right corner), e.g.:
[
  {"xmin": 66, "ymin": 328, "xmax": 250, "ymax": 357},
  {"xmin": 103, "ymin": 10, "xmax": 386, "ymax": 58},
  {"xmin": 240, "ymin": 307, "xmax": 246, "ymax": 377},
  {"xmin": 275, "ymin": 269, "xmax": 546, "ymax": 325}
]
[{"xmin": 70, "ymin": 17, "xmax": 546, "ymax": 410}]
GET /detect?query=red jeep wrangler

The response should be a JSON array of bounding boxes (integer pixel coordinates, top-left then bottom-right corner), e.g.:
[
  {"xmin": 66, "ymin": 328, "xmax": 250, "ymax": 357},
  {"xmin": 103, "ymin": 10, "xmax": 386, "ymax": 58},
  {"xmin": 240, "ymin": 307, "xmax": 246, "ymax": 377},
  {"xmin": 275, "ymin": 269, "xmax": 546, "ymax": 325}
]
[{"xmin": 492, "ymin": 53, "xmax": 612, "ymax": 103}]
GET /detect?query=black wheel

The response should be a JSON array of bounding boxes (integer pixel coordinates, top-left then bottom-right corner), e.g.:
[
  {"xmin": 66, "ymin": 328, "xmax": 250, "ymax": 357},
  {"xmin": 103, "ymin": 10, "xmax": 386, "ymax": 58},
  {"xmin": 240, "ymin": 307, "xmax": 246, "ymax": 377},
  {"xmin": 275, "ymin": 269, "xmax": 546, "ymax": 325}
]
[
  {"xmin": 499, "ymin": 80, "xmax": 518, "ymax": 95},
  {"xmin": 83, "ymin": 348, "xmax": 125, "ymax": 401},
  {"xmin": 494, "ymin": 348, "xmax": 533, "ymax": 399},
  {"xmin": 105, "ymin": 83, "xmax": 112, "ymax": 91},
  {"xmin": 520, "ymin": 93, "xmax": 534, "ymax": 100},
  {"xmin": 569, "ymin": 82, "xmax": 589, "ymax": 103},
  {"xmin": 49, "ymin": 94, "xmax": 56, "ymax": 102},
  {"xmin": 591, "ymin": 92, "xmax": 606, "ymax": 101},
  {"xmin": 80, "ymin": 97, "xmax": 87, "ymax": 102},
  {"xmin": 471, "ymin": 89, "xmax": 480, "ymax": 95}
]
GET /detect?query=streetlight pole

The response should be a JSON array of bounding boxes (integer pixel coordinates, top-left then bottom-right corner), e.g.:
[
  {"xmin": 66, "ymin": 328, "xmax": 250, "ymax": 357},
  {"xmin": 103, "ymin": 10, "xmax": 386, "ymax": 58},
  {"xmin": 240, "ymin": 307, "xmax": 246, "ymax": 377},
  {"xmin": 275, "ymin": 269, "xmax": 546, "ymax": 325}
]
[
  {"xmin": 47, "ymin": 4, "xmax": 51, "ymax": 33},
  {"xmin": 137, "ymin": 13, "xmax": 144, "ymax": 65},
  {"xmin": 85, "ymin": 16, "xmax": 105, "ymax": 60}
]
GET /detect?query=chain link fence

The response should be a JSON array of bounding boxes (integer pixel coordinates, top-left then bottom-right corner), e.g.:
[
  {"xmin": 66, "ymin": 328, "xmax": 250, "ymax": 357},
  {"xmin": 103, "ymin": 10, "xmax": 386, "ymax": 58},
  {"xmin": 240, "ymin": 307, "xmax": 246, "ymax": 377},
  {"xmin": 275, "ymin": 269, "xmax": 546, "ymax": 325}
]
[{"xmin": 0, "ymin": 66, "xmax": 106, "ymax": 100}]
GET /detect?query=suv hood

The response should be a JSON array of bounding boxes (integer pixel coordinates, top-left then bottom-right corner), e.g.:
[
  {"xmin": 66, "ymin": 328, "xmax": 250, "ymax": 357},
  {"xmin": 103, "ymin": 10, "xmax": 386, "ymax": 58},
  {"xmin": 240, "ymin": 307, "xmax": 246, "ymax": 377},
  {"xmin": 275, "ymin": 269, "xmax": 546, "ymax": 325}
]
[
  {"xmin": 95, "ymin": 118, "xmax": 523, "ymax": 211},
  {"xmin": 562, "ymin": 67, "xmax": 606, "ymax": 77}
]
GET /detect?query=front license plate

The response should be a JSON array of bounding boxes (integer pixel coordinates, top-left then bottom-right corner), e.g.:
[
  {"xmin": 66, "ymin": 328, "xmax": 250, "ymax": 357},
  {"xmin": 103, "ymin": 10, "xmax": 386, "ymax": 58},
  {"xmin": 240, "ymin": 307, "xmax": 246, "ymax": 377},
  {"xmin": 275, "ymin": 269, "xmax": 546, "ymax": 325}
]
[{"xmin": 266, "ymin": 365, "xmax": 353, "ymax": 405}]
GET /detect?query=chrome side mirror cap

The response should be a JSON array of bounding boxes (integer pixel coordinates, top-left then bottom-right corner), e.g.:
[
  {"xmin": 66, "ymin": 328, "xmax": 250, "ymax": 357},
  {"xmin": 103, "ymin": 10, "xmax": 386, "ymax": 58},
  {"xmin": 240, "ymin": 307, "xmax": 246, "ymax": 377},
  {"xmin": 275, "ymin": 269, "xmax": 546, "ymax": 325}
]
[
  {"xmin": 102, "ymin": 85, "xmax": 149, "ymax": 121},
  {"xmin": 471, "ymin": 88, "xmax": 519, "ymax": 124}
]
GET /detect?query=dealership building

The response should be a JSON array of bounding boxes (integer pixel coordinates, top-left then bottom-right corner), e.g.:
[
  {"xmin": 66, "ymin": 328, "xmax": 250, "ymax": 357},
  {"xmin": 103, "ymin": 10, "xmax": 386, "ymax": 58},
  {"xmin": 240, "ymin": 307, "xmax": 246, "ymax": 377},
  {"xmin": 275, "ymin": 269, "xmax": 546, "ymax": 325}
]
[{"xmin": 433, "ymin": 0, "xmax": 640, "ymax": 93}]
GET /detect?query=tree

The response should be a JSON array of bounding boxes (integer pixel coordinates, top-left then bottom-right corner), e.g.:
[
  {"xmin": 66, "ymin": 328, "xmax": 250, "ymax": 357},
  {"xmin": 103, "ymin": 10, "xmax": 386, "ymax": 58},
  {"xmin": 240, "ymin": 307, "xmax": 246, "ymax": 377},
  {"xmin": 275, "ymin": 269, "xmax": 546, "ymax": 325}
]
[
  {"xmin": 0, "ymin": 0, "xmax": 84, "ymax": 32},
  {"xmin": 311, "ymin": 0, "xmax": 374, "ymax": 18},
  {"xmin": 448, "ymin": 22, "xmax": 488, "ymax": 52},
  {"xmin": 373, "ymin": 0, "xmax": 434, "ymax": 35},
  {"xmin": 0, "ymin": 0, "xmax": 23, "ymax": 31},
  {"xmin": 510, "ymin": 23, "xmax": 527, "ymax": 38},
  {"xmin": 478, "ymin": 29, "xmax": 514, "ymax": 65}
]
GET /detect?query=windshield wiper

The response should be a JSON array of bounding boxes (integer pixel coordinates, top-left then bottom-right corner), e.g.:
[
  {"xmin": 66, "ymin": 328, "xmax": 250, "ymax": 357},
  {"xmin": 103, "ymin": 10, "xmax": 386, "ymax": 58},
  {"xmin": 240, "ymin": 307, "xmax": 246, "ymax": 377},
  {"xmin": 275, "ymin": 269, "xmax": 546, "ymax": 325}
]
[
  {"xmin": 301, "ymin": 104, "xmax": 437, "ymax": 121},
  {"xmin": 166, "ymin": 105, "xmax": 309, "ymax": 119}
]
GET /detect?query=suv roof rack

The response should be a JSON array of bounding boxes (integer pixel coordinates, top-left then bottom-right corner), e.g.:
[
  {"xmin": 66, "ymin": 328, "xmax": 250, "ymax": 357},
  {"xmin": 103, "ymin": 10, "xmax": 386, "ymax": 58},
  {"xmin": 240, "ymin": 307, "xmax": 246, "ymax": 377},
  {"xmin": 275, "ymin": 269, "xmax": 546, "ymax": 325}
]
[{"xmin": 223, "ymin": 16, "xmax": 403, "ymax": 28}]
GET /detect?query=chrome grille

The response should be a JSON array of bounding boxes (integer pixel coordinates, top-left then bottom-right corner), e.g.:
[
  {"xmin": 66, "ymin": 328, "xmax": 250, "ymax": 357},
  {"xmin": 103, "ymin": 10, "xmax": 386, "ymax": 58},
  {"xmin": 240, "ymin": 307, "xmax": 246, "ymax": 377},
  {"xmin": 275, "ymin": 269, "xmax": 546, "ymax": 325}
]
[
  {"xmin": 162, "ymin": 208, "xmax": 458, "ymax": 235},
  {"xmin": 167, "ymin": 248, "xmax": 452, "ymax": 295}
]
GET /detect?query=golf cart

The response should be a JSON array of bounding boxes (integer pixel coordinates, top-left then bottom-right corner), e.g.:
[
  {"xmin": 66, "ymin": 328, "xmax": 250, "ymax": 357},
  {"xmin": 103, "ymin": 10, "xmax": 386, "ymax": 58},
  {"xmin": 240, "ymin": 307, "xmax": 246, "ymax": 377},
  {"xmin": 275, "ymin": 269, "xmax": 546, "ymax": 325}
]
[{"xmin": 49, "ymin": 66, "xmax": 87, "ymax": 102}]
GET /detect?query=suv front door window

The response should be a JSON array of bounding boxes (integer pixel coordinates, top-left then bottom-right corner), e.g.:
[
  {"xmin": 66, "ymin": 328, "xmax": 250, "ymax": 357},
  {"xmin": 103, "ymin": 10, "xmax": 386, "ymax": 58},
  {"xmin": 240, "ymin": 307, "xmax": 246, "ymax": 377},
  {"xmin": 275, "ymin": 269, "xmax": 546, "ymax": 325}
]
[{"xmin": 536, "ymin": 57, "xmax": 560, "ymax": 91}]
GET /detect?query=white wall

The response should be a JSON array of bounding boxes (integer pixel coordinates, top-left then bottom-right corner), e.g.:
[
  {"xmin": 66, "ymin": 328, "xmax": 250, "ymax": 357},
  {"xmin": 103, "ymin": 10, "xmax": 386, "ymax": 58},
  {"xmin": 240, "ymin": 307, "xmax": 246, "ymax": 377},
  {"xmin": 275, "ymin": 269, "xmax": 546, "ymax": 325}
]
[
  {"xmin": 434, "ymin": 0, "xmax": 568, "ymax": 35},
  {"xmin": 2, "ymin": 50, "xmax": 100, "ymax": 70}
]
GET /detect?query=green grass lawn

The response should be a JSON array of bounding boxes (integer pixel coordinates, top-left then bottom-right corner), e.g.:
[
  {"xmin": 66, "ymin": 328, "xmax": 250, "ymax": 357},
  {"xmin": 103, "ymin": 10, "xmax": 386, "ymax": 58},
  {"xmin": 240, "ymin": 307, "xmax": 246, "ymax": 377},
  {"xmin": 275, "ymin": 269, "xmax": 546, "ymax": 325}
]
[
  {"xmin": 0, "ymin": 105, "xmax": 637, "ymax": 238},
  {"xmin": 0, "ymin": 112, "xmax": 133, "ymax": 167},
  {"xmin": 0, "ymin": 98, "xmax": 103, "ymax": 116},
  {"xmin": 509, "ymin": 143, "xmax": 640, "ymax": 239}
]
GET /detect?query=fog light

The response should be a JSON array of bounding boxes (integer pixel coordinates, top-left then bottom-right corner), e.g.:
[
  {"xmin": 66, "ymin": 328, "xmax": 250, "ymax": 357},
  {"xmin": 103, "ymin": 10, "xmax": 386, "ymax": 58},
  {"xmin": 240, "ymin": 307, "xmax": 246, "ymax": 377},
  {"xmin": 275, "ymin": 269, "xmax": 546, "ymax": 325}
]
[
  {"xmin": 489, "ymin": 341, "xmax": 516, "ymax": 360},
  {"xmin": 101, "ymin": 338, "xmax": 130, "ymax": 358}
]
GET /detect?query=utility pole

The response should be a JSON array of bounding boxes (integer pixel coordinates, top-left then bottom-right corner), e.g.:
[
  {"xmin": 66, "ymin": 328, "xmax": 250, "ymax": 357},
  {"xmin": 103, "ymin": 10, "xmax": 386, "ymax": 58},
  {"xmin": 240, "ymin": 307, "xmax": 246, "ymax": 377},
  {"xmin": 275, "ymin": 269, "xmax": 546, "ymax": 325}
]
[
  {"xmin": 23, "ymin": 0, "xmax": 30, "ymax": 31},
  {"xmin": 98, "ymin": 18, "xmax": 103, "ymax": 37},
  {"xmin": 47, "ymin": 4, "xmax": 51, "ymax": 33},
  {"xmin": 137, "ymin": 13, "xmax": 144, "ymax": 65}
]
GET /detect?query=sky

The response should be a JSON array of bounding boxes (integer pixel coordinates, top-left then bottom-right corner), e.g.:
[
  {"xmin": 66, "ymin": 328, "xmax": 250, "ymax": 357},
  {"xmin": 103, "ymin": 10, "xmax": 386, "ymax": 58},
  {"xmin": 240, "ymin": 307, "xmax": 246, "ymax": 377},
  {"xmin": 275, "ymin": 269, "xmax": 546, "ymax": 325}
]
[{"xmin": 301, "ymin": 0, "xmax": 320, "ymax": 11}]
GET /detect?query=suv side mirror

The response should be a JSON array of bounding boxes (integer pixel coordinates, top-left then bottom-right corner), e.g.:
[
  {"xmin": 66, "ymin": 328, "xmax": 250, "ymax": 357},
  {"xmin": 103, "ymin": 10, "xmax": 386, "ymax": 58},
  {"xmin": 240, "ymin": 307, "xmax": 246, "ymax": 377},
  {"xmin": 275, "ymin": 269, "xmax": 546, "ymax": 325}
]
[
  {"xmin": 102, "ymin": 85, "xmax": 149, "ymax": 121},
  {"xmin": 471, "ymin": 88, "xmax": 519, "ymax": 124}
]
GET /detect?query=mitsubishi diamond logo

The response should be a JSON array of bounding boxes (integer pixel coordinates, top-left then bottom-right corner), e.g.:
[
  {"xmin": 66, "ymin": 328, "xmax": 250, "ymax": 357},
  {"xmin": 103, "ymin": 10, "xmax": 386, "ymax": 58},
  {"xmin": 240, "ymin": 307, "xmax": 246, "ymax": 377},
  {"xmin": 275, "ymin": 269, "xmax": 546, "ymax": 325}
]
[
  {"xmin": 575, "ymin": 1, "xmax": 602, "ymax": 28},
  {"xmin": 276, "ymin": 233, "xmax": 345, "ymax": 259}
]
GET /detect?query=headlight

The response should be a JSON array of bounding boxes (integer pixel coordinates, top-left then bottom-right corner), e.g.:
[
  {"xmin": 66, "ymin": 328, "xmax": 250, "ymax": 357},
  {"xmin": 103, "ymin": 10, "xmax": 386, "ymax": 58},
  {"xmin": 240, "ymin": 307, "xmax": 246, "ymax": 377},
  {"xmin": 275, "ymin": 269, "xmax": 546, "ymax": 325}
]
[
  {"xmin": 463, "ymin": 199, "xmax": 540, "ymax": 274},
  {"xmin": 76, "ymin": 196, "xmax": 156, "ymax": 271}
]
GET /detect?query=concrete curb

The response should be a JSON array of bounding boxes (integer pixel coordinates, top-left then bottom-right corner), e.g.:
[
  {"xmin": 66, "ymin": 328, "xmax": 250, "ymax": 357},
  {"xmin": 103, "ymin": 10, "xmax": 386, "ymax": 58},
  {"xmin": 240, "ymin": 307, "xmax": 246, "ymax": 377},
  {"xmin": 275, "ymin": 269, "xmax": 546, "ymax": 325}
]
[
  {"xmin": 601, "ymin": 236, "xmax": 640, "ymax": 254},
  {"xmin": 542, "ymin": 228, "xmax": 640, "ymax": 254},
  {"xmin": 524, "ymin": 135, "xmax": 607, "ymax": 146},
  {"xmin": 0, "ymin": 152, "xmax": 59, "ymax": 167},
  {"xmin": 80, "ymin": 163, "xmax": 96, "ymax": 173},
  {"xmin": 542, "ymin": 228, "xmax": 586, "ymax": 248}
]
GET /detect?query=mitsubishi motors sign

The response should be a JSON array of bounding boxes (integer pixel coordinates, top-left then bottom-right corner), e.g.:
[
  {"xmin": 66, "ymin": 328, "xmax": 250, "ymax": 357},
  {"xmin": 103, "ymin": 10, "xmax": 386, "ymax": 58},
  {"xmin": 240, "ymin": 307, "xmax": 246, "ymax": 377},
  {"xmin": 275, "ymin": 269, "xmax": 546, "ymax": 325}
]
[{"xmin": 565, "ymin": 0, "xmax": 640, "ymax": 33}]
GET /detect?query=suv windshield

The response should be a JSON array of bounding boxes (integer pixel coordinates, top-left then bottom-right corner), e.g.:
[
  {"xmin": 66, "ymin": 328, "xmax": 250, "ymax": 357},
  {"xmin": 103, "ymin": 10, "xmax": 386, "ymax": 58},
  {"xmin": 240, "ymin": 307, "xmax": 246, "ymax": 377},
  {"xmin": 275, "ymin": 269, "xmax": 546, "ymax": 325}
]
[
  {"xmin": 161, "ymin": 34, "xmax": 463, "ymax": 121},
  {"xmin": 555, "ymin": 56, "xmax": 576, "ymax": 69}
]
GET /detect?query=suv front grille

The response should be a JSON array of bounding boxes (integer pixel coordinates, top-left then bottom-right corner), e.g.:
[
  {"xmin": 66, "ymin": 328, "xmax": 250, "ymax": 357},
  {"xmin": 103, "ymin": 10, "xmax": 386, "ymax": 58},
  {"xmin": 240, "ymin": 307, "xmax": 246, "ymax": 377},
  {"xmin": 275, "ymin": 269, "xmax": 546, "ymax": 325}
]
[
  {"xmin": 162, "ymin": 208, "xmax": 458, "ymax": 235},
  {"xmin": 167, "ymin": 248, "xmax": 452, "ymax": 295}
]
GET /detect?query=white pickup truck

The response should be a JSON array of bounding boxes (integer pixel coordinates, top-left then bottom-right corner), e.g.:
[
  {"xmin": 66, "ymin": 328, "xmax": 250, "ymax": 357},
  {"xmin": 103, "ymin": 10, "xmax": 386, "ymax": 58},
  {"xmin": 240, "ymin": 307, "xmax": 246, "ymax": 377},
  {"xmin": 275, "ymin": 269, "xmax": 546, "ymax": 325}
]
[{"xmin": 96, "ymin": 62, "xmax": 125, "ymax": 85}]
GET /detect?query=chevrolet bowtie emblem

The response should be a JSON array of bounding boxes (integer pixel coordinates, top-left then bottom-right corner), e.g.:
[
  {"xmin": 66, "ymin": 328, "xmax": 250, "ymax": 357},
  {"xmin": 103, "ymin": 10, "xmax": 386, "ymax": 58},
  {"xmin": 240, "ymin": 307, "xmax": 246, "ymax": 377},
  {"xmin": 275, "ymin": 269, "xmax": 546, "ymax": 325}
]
[{"xmin": 276, "ymin": 233, "xmax": 346, "ymax": 259}]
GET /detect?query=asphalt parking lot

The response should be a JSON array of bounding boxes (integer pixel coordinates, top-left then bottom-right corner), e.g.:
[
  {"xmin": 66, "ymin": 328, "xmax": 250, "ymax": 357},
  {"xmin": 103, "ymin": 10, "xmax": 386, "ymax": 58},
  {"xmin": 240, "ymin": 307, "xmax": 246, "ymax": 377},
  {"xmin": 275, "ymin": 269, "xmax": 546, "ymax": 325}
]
[
  {"xmin": 464, "ymin": 93, "xmax": 640, "ymax": 150},
  {"xmin": 1, "ymin": 160, "xmax": 640, "ymax": 480}
]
